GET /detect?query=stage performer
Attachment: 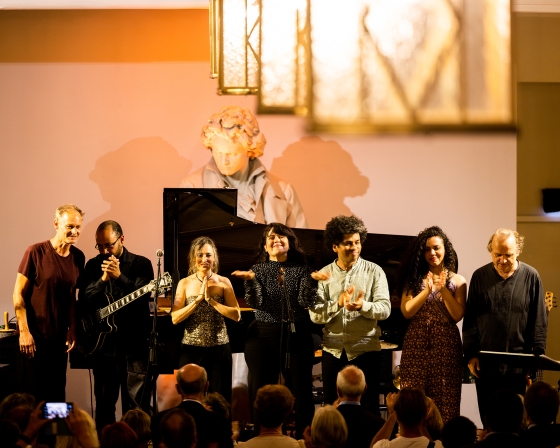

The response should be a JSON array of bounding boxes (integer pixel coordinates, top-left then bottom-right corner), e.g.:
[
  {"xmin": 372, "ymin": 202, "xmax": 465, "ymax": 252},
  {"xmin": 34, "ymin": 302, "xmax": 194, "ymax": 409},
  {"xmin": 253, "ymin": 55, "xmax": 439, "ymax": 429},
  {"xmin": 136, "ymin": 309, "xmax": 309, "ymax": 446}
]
[
  {"xmin": 78, "ymin": 220, "xmax": 153, "ymax": 431},
  {"xmin": 397, "ymin": 226, "xmax": 466, "ymax": 424},
  {"xmin": 180, "ymin": 105, "xmax": 307, "ymax": 227},
  {"xmin": 13, "ymin": 204, "xmax": 85, "ymax": 402},
  {"xmin": 463, "ymin": 228, "xmax": 547, "ymax": 422},
  {"xmin": 309, "ymin": 215, "xmax": 390, "ymax": 414},
  {"xmin": 172, "ymin": 236, "xmax": 240, "ymax": 403},
  {"xmin": 232, "ymin": 223, "xmax": 318, "ymax": 437}
]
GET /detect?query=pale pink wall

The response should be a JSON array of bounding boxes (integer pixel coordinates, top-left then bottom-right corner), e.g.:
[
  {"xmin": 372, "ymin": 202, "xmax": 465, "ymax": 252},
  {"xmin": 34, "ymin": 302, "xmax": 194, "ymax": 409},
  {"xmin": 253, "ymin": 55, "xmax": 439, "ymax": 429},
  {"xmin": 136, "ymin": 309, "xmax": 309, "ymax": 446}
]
[{"xmin": 0, "ymin": 61, "xmax": 514, "ymax": 425}]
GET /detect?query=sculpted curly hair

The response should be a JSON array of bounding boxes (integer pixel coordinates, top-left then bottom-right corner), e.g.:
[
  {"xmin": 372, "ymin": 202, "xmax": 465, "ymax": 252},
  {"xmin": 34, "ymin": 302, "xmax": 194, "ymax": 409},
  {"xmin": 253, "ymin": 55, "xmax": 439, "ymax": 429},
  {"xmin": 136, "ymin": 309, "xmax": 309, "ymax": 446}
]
[
  {"xmin": 323, "ymin": 215, "xmax": 368, "ymax": 249},
  {"xmin": 201, "ymin": 106, "xmax": 266, "ymax": 159},
  {"xmin": 397, "ymin": 226, "xmax": 458, "ymax": 298}
]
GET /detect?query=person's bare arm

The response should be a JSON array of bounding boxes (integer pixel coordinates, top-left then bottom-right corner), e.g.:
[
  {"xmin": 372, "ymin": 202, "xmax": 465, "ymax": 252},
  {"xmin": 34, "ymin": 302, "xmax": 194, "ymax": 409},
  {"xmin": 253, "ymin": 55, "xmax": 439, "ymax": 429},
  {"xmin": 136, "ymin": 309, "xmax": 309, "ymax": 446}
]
[
  {"xmin": 208, "ymin": 277, "xmax": 240, "ymax": 321},
  {"xmin": 439, "ymin": 273, "xmax": 467, "ymax": 322},
  {"xmin": 13, "ymin": 273, "xmax": 35, "ymax": 358},
  {"xmin": 370, "ymin": 392, "xmax": 398, "ymax": 447},
  {"xmin": 171, "ymin": 278, "xmax": 204, "ymax": 325}
]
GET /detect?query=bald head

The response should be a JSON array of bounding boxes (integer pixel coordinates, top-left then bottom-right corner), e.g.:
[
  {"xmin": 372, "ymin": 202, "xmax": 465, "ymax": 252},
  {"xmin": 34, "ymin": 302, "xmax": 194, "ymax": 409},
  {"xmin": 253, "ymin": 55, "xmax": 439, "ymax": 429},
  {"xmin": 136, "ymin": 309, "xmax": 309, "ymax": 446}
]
[
  {"xmin": 176, "ymin": 364, "xmax": 208, "ymax": 398},
  {"xmin": 336, "ymin": 365, "xmax": 366, "ymax": 401}
]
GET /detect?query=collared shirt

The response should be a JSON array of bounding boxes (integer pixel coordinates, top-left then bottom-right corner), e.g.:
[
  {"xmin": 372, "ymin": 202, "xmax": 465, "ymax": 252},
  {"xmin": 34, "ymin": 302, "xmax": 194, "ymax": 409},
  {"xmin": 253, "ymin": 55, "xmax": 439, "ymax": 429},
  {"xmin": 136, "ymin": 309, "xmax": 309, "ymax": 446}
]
[
  {"xmin": 309, "ymin": 257, "xmax": 390, "ymax": 360},
  {"xmin": 338, "ymin": 400, "xmax": 361, "ymax": 406}
]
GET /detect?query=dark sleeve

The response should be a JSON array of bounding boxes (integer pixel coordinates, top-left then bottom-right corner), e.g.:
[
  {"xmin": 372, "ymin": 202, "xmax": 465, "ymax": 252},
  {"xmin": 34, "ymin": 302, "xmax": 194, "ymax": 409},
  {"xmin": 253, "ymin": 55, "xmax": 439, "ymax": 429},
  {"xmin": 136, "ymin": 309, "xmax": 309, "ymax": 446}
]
[
  {"xmin": 244, "ymin": 264, "xmax": 265, "ymax": 309},
  {"xmin": 527, "ymin": 270, "xmax": 547, "ymax": 355},
  {"xmin": 78, "ymin": 258, "xmax": 106, "ymax": 303},
  {"xmin": 297, "ymin": 265, "xmax": 318, "ymax": 309},
  {"xmin": 462, "ymin": 272, "xmax": 481, "ymax": 361},
  {"xmin": 117, "ymin": 256, "xmax": 154, "ymax": 294}
]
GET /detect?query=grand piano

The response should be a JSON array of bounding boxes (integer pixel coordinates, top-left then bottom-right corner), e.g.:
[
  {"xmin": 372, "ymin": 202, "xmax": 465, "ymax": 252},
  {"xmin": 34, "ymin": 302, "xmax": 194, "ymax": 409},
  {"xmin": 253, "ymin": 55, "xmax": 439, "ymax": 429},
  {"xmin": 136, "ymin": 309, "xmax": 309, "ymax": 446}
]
[{"xmin": 158, "ymin": 188, "xmax": 414, "ymax": 378}]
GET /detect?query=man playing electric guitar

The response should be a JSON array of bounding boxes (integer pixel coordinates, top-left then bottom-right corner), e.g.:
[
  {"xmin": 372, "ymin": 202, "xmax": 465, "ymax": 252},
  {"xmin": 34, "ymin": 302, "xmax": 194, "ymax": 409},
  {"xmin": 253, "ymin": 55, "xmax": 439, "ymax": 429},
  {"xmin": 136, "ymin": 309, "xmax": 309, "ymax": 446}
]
[{"xmin": 78, "ymin": 220, "xmax": 154, "ymax": 432}]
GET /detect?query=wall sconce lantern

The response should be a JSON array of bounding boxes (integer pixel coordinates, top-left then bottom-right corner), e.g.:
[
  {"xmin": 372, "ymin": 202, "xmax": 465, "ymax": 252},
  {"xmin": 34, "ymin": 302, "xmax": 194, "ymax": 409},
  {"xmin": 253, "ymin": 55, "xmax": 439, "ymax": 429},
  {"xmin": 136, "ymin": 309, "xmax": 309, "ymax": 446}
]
[{"xmin": 211, "ymin": 0, "xmax": 513, "ymax": 133}]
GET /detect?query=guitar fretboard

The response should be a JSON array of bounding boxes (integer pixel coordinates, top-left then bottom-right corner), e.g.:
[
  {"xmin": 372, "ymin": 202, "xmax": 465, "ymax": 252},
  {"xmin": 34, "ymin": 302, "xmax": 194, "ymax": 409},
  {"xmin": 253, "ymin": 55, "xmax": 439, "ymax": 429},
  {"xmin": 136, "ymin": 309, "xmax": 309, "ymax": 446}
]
[{"xmin": 99, "ymin": 285, "xmax": 152, "ymax": 319}]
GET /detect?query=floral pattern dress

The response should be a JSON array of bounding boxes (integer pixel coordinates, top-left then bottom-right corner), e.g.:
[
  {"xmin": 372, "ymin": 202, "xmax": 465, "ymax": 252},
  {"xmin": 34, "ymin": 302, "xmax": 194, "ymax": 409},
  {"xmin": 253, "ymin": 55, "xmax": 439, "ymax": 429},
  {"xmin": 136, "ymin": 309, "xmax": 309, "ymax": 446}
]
[{"xmin": 400, "ymin": 280, "xmax": 463, "ymax": 423}]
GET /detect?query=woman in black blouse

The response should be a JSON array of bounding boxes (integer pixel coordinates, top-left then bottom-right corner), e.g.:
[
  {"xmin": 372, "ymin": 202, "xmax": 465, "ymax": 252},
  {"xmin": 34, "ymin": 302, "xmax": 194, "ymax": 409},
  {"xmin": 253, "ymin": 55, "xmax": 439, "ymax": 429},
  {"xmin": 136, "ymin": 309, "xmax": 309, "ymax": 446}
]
[{"xmin": 232, "ymin": 223, "xmax": 321, "ymax": 438}]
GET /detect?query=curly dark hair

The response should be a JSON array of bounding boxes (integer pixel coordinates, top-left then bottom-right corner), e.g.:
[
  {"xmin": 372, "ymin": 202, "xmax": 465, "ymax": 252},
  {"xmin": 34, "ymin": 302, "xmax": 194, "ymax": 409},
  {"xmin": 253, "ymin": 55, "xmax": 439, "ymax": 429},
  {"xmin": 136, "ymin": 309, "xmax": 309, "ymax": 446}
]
[
  {"xmin": 254, "ymin": 223, "xmax": 307, "ymax": 264},
  {"xmin": 323, "ymin": 215, "xmax": 368, "ymax": 249},
  {"xmin": 396, "ymin": 226, "xmax": 458, "ymax": 298}
]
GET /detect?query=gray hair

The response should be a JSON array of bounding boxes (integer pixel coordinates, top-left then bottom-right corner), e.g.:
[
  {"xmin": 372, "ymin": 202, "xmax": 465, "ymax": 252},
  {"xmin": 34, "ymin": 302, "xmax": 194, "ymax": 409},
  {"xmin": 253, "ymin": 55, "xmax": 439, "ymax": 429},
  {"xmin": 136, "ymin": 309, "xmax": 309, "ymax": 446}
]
[
  {"xmin": 487, "ymin": 228, "xmax": 524, "ymax": 254},
  {"xmin": 336, "ymin": 365, "xmax": 366, "ymax": 399},
  {"xmin": 55, "ymin": 204, "xmax": 84, "ymax": 220}
]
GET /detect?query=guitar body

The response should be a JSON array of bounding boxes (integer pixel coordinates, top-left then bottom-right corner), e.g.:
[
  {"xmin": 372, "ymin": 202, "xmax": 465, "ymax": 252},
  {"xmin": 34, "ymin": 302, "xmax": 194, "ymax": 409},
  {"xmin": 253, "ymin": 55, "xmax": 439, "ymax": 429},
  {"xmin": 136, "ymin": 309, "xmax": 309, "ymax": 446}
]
[
  {"xmin": 78, "ymin": 293, "xmax": 119, "ymax": 356},
  {"xmin": 77, "ymin": 272, "xmax": 172, "ymax": 357}
]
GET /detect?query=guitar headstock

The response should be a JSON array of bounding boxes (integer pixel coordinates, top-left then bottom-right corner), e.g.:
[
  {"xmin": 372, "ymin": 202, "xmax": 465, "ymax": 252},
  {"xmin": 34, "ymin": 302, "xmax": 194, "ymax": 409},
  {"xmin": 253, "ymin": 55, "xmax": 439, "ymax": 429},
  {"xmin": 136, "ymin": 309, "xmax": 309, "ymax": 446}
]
[
  {"xmin": 545, "ymin": 291, "xmax": 557, "ymax": 313},
  {"xmin": 158, "ymin": 272, "xmax": 173, "ymax": 291}
]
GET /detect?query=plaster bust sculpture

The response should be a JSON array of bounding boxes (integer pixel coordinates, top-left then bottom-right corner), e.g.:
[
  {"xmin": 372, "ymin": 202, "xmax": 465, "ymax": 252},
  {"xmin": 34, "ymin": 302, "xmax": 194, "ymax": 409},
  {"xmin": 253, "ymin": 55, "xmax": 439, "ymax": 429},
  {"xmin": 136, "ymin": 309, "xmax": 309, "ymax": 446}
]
[{"xmin": 180, "ymin": 106, "xmax": 307, "ymax": 228}]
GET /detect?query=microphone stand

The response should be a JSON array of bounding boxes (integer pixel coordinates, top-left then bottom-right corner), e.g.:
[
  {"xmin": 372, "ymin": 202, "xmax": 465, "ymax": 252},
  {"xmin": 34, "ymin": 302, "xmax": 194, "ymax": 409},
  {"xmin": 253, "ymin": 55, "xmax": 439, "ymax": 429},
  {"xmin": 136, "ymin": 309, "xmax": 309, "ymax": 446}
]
[
  {"xmin": 140, "ymin": 250, "xmax": 163, "ymax": 414},
  {"xmin": 278, "ymin": 267, "xmax": 296, "ymax": 373}
]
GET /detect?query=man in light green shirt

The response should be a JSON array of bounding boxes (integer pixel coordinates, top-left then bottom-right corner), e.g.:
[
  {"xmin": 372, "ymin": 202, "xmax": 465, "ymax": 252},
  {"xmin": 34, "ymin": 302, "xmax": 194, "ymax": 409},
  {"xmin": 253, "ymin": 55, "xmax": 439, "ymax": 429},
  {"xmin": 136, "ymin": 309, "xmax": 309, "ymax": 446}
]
[{"xmin": 309, "ymin": 215, "xmax": 390, "ymax": 414}]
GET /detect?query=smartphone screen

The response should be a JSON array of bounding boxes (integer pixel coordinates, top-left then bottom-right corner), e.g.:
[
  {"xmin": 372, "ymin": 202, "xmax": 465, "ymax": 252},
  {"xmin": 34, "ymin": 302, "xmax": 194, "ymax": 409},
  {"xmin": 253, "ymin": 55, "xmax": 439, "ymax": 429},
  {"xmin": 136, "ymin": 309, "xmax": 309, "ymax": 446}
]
[{"xmin": 43, "ymin": 402, "xmax": 73, "ymax": 419}]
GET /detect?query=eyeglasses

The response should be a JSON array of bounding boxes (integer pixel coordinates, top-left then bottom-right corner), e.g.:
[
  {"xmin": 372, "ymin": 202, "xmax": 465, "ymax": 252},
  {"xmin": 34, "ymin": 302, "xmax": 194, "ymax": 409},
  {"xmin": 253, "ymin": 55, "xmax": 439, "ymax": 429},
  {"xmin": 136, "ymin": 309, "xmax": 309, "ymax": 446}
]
[{"xmin": 95, "ymin": 237, "xmax": 120, "ymax": 251}]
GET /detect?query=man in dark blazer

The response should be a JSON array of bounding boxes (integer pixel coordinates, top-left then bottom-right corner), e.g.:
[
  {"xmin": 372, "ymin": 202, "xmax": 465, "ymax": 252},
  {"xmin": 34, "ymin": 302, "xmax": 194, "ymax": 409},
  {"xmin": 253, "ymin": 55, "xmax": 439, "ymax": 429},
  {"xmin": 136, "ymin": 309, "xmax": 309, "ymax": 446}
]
[
  {"xmin": 151, "ymin": 364, "xmax": 233, "ymax": 448},
  {"xmin": 335, "ymin": 365, "xmax": 385, "ymax": 448}
]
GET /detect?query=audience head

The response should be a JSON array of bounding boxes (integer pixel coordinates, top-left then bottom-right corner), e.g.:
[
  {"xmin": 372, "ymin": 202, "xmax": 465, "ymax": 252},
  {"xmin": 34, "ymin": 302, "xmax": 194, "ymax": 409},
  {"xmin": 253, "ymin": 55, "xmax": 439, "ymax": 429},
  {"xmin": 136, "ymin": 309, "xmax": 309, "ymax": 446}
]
[
  {"xmin": 254, "ymin": 384, "xmax": 294, "ymax": 429},
  {"xmin": 202, "ymin": 392, "xmax": 231, "ymax": 419},
  {"xmin": 311, "ymin": 405, "xmax": 348, "ymax": 448},
  {"xmin": 484, "ymin": 389, "xmax": 524, "ymax": 433},
  {"xmin": 121, "ymin": 409, "xmax": 151, "ymax": 446},
  {"xmin": 100, "ymin": 421, "xmax": 137, "ymax": 448},
  {"xmin": 394, "ymin": 388, "xmax": 428, "ymax": 430},
  {"xmin": 424, "ymin": 397, "xmax": 443, "ymax": 441},
  {"xmin": 159, "ymin": 408, "xmax": 197, "ymax": 448},
  {"xmin": 336, "ymin": 365, "xmax": 366, "ymax": 401},
  {"xmin": 175, "ymin": 364, "xmax": 208, "ymax": 398},
  {"xmin": 524, "ymin": 380, "xmax": 560, "ymax": 425},
  {"xmin": 56, "ymin": 409, "xmax": 98, "ymax": 448},
  {"xmin": 4, "ymin": 404, "xmax": 33, "ymax": 433},
  {"xmin": 441, "ymin": 416, "xmax": 478, "ymax": 448},
  {"xmin": 0, "ymin": 393, "xmax": 36, "ymax": 418}
]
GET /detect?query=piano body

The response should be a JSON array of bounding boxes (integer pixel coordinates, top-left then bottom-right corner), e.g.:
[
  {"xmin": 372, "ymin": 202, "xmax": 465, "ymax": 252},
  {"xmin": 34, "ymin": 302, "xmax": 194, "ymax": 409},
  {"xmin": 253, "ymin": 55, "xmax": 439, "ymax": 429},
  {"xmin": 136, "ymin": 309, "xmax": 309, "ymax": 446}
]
[{"xmin": 158, "ymin": 188, "xmax": 414, "ymax": 375}]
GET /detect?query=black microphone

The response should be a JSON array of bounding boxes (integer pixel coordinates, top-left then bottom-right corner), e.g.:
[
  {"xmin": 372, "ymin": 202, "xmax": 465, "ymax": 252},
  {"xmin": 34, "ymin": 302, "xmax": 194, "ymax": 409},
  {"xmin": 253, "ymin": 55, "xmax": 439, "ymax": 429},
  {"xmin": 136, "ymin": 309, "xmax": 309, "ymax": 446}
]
[{"xmin": 156, "ymin": 249, "xmax": 164, "ymax": 258}]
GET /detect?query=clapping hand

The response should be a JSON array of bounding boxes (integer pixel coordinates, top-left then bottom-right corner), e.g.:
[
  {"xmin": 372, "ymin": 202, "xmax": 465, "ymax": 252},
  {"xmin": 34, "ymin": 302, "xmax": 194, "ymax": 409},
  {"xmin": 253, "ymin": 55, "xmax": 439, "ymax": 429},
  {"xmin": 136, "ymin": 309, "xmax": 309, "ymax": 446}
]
[
  {"xmin": 311, "ymin": 271, "xmax": 331, "ymax": 281},
  {"xmin": 338, "ymin": 285, "xmax": 364, "ymax": 311},
  {"xmin": 231, "ymin": 270, "xmax": 255, "ymax": 281}
]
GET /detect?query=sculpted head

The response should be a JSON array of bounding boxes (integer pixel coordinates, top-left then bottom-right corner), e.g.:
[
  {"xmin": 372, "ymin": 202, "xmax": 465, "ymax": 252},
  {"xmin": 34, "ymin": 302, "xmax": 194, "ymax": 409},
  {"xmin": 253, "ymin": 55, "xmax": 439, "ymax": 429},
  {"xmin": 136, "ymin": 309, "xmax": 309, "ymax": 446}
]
[{"xmin": 201, "ymin": 106, "xmax": 266, "ymax": 176}]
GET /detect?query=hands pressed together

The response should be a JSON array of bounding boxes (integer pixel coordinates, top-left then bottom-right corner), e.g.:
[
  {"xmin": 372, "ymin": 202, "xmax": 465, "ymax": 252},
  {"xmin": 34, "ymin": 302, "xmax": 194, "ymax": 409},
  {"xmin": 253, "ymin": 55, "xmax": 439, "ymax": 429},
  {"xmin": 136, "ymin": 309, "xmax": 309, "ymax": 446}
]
[
  {"xmin": 338, "ymin": 285, "xmax": 364, "ymax": 311},
  {"xmin": 101, "ymin": 255, "xmax": 121, "ymax": 282}
]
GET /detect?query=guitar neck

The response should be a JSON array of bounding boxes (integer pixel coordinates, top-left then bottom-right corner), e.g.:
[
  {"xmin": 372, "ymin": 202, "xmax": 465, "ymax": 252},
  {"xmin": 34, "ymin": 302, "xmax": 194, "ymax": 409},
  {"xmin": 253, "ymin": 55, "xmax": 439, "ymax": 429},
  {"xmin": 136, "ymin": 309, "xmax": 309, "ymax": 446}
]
[{"xmin": 99, "ymin": 284, "xmax": 153, "ymax": 320}]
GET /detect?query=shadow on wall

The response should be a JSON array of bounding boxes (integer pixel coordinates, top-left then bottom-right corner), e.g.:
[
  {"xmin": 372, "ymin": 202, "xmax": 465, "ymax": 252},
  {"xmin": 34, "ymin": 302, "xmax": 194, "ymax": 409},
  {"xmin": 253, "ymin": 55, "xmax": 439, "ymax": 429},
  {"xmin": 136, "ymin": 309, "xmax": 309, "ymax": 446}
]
[
  {"xmin": 270, "ymin": 136, "xmax": 369, "ymax": 229},
  {"xmin": 82, "ymin": 137, "xmax": 192, "ymax": 257}
]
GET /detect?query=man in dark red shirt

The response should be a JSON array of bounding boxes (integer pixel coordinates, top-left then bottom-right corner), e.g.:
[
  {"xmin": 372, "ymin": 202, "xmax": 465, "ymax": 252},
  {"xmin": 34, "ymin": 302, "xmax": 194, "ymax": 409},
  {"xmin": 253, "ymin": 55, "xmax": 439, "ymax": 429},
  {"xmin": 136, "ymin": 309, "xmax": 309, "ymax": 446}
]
[{"xmin": 13, "ymin": 204, "xmax": 85, "ymax": 402}]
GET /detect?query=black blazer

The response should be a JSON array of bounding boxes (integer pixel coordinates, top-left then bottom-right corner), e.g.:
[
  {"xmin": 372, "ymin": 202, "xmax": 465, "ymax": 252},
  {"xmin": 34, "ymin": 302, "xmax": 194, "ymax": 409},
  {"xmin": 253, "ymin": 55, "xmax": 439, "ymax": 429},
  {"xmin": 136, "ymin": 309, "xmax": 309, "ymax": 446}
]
[
  {"xmin": 337, "ymin": 403, "xmax": 385, "ymax": 448},
  {"xmin": 151, "ymin": 400, "xmax": 233, "ymax": 448}
]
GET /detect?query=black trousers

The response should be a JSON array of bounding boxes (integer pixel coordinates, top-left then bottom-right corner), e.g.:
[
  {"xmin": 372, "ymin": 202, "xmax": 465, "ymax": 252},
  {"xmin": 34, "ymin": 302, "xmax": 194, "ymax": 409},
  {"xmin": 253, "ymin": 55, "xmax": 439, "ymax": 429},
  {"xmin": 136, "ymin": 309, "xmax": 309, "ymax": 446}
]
[
  {"xmin": 474, "ymin": 359, "xmax": 527, "ymax": 425},
  {"xmin": 92, "ymin": 353, "xmax": 147, "ymax": 433},
  {"xmin": 179, "ymin": 343, "xmax": 233, "ymax": 404},
  {"xmin": 322, "ymin": 349, "xmax": 381, "ymax": 415},
  {"xmin": 244, "ymin": 320, "xmax": 315, "ymax": 438},
  {"xmin": 16, "ymin": 338, "xmax": 68, "ymax": 403}
]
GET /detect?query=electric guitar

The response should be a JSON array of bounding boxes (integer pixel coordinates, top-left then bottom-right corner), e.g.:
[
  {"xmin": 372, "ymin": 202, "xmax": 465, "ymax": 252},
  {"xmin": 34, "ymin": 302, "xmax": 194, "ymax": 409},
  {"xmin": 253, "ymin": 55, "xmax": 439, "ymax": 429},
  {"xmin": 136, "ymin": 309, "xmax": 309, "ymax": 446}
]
[{"xmin": 78, "ymin": 272, "xmax": 173, "ymax": 355}]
